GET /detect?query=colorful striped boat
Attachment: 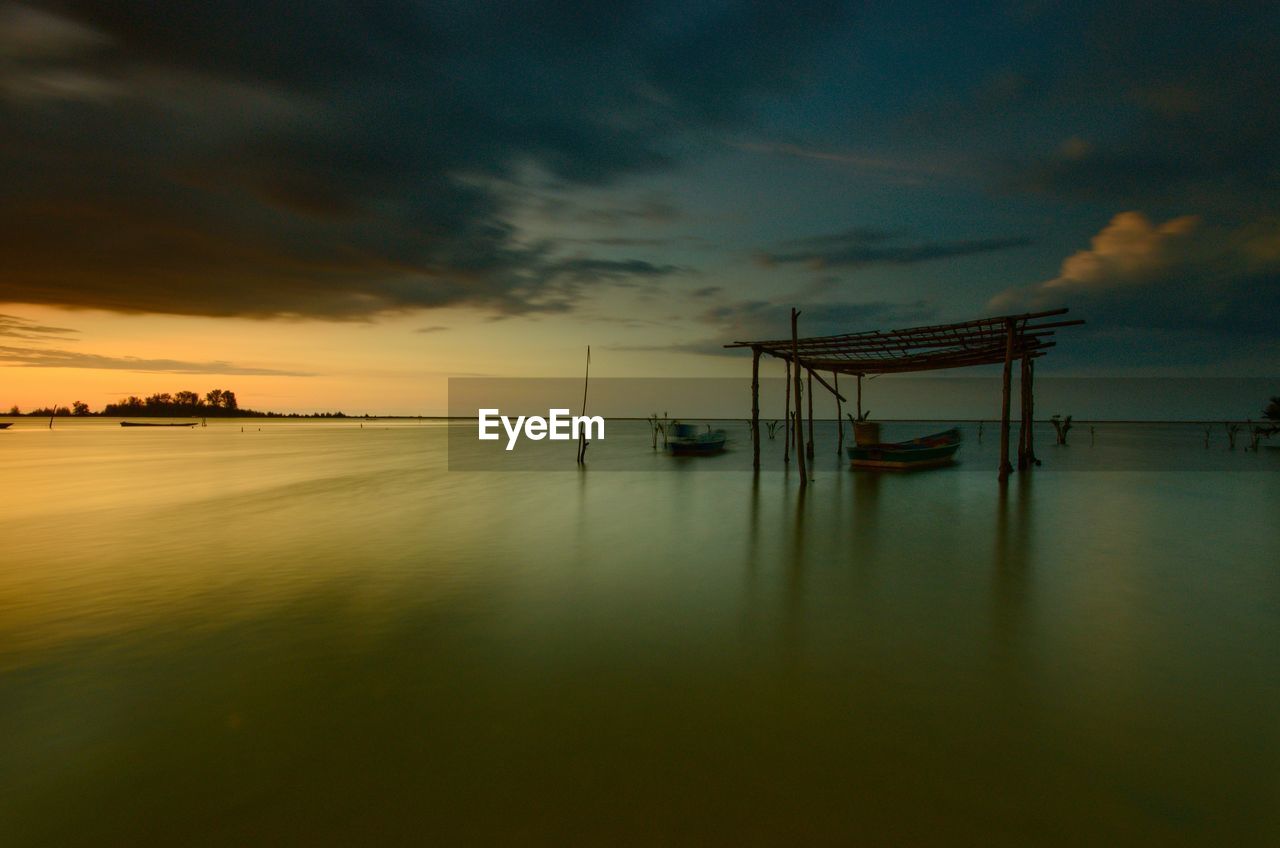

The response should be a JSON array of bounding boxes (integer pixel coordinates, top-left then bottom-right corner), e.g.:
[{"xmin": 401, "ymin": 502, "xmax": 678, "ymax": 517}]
[{"xmin": 848, "ymin": 427, "xmax": 960, "ymax": 470}]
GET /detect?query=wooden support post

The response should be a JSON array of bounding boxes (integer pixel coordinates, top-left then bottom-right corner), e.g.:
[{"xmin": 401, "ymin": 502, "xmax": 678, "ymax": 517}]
[
  {"xmin": 796, "ymin": 379, "xmax": 804, "ymax": 460},
  {"xmin": 1018, "ymin": 355, "xmax": 1035, "ymax": 469},
  {"xmin": 1017, "ymin": 356, "xmax": 1028, "ymax": 470},
  {"xmin": 856, "ymin": 374, "xmax": 863, "ymax": 420},
  {"xmin": 1025, "ymin": 357, "xmax": 1037, "ymax": 466},
  {"xmin": 806, "ymin": 368, "xmax": 814, "ymax": 459},
  {"xmin": 791, "ymin": 308, "xmax": 807, "ymax": 486},
  {"xmin": 751, "ymin": 346, "xmax": 761, "ymax": 470},
  {"xmin": 835, "ymin": 372, "xmax": 843, "ymax": 455},
  {"xmin": 998, "ymin": 318, "xmax": 1016, "ymax": 480},
  {"xmin": 783, "ymin": 358, "xmax": 791, "ymax": 464}
]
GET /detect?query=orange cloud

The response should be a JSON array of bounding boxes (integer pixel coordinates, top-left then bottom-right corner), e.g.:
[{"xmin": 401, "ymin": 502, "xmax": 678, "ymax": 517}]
[{"xmin": 990, "ymin": 212, "xmax": 1280, "ymax": 333}]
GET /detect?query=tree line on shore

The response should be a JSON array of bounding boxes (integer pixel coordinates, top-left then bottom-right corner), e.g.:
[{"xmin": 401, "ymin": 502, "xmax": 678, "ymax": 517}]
[
  {"xmin": 7, "ymin": 389, "xmax": 348, "ymax": 418},
  {"xmin": 7, "ymin": 393, "xmax": 1278, "ymax": 423}
]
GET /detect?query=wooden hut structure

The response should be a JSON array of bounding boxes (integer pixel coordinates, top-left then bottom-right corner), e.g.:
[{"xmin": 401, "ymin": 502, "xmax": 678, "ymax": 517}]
[{"xmin": 725, "ymin": 308, "xmax": 1083, "ymax": 483}]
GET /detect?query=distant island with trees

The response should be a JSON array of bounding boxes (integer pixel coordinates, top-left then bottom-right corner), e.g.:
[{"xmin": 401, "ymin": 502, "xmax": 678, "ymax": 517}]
[{"xmin": 7, "ymin": 389, "xmax": 349, "ymax": 418}]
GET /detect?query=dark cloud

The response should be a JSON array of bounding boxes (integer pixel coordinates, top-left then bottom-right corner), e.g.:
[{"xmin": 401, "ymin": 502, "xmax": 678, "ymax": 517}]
[
  {"xmin": 0, "ymin": 345, "xmax": 315, "ymax": 374},
  {"xmin": 690, "ymin": 285, "xmax": 723, "ymax": 298},
  {"xmin": 735, "ymin": 141, "xmax": 954, "ymax": 184},
  {"xmin": 990, "ymin": 212, "xmax": 1280, "ymax": 336},
  {"xmin": 757, "ymin": 228, "xmax": 1031, "ymax": 269},
  {"xmin": 877, "ymin": 6, "xmax": 1280, "ymax": 222},
  {"xmin": 542, "ymin": 258, "xmax": 680, "ymax": 283},
  {"xmin": 990, "ymin": 5, "xmax": 1280, "ymax": 213},
  {"xmin": 412, "ymin": 325, "xmax": 449, "ymax": 334},
  {"xmin": 0, "ymin": 0, "xmax": 853, "ymax": 318},
  {"xmin": 533, "ymin": 195, "xmax": 681, "ymax": 227},
  {"xmin": 0, "ymin": 312, "xmax": 77, "ymax": 340},
  {"xmin": 705, "ymin": 299, "xmax": 935, "ymax": 341},
  {"xmin": 564, "ymin": 237, "xmax": 674, "ymax": 247},
  {"xmin": 614, "ymin": 297, "xmax": 936, "ymax": 357}
]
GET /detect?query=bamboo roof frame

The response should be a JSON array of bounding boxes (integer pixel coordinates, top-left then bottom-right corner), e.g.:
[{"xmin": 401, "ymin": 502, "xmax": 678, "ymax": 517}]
[
  {"xmin": 724, "ymin": 308, "xmax": 1082, "ymax": 375},
  {"xmin": 728, "ymin": 307, "xmax": 1085, "ymax": 481}
]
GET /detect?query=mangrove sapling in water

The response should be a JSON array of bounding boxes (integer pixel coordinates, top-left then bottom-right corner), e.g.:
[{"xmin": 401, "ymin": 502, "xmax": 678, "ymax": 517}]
[
  {"xmin": 647, "ymin": 412, "xmax": 673, "ymax": 449},
  {"xmin": 1050, "ymin": 414, "xmax": 1073, "ymax": 446}
]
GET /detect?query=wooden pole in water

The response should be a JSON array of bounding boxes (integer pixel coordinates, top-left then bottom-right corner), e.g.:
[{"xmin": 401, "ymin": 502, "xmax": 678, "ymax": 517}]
[
  {"xmin": 576, "ymin": 345, "xmax": 591, "ymax": 464},
  {"xmin": 1025, "ymin": 357, "xmax": 1037, "ymax": 465},
  {"xmin": 1017, "ymin": 355, "xmax": 1028, "ymax": 470},
  {"xmin": 748, "ymin": 347, "xmax": 761, "ymax": 464},
  {"xmin": 783, "ymin": 357, "xmax": 791, "ymax": 463},
  {"xmin": 999, "ymin": 318, "xmax": 1015, "ymax": 480},
  {"xmin": 796, "ymin": 379, "xmax": 804, "ymax": 460},
  {"xmin": 835, "ymin": 372, "xmax": 843, "ymax": 455},
  {"xmin": 791, "ymin": 308, "xmax": 807, "ymax": 486},
  {"xmin": 806, "ymin": 368, "xmax": 814, "ymax": 459}
]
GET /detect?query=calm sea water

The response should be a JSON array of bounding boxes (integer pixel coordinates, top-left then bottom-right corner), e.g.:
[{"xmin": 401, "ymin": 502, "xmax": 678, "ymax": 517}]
[{"xmin": 2, "ymin": 418, "xmax": 1278, "ymax": 845}]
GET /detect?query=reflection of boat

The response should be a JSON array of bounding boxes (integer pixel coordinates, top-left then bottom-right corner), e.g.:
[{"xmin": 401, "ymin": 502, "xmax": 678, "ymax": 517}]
[
  {"xmin": 667, "ymin": 422, "xmax": 727, "ymax": 455},
  {"xmin": 848, "ymin": 427, "xmax": 960, "ymax": 470},
  {"xmin": 120, "ymin": 421, "xmax": 199, "ymax": 427}
]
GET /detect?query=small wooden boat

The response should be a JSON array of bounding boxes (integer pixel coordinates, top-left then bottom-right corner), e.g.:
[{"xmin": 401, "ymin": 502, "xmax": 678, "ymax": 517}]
[
  {"xmin": 0, "ymin": 422, "xmax": 11, "ymax": 429},
  {"xmin": 120, "ymin": 421, "xmax": 199, "ymax": 427},
  {"xmin": 667, "ymin": 422, "xmax": 727, "ymax": 456},
  {"xmin": 848, "ymin": 427, "xmax": 960, "ymax": 470}
]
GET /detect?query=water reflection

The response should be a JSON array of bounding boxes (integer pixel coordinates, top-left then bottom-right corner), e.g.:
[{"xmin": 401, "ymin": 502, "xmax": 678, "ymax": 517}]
[
  {"xmin": 992, "ymin": 473, "xmax": 1036, "ymax": 666},
  {"xmin": 850, "ymin": 471, "xmax": 882, "ymax": 567},
  {"xmin": 780, "ymin": 484, "xmax": 809, "ymax": 670},
  {"xmin": 739, "ymin": 473, "xmax": 764, "ymax": 643},
  {"xmin": 2, "ymin": 421, "xmax": 1278, "ymax": 845}
]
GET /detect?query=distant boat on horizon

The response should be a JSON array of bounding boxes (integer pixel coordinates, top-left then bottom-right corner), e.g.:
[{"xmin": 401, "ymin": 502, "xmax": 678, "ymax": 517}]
[{"xmin": 120, "ymin": 421, "xmax": 199, "ymax": 428}]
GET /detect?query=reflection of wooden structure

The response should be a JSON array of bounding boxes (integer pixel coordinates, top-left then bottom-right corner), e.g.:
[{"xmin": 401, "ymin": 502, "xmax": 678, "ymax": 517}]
[{"xmin": 726, "ymin": 308, "xmax": 1083, "ymax": 483}]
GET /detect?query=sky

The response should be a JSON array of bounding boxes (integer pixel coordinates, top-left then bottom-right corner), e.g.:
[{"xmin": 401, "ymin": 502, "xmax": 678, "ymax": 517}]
[{"xmin": 1, "ymin": 1, "xmax": 1277, "ymax": 415}]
